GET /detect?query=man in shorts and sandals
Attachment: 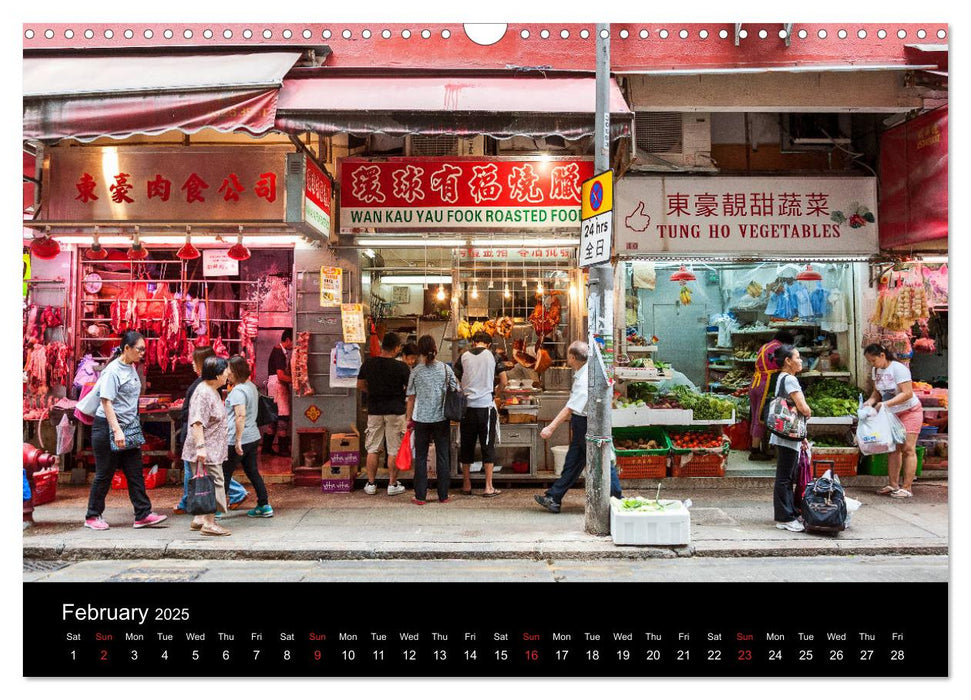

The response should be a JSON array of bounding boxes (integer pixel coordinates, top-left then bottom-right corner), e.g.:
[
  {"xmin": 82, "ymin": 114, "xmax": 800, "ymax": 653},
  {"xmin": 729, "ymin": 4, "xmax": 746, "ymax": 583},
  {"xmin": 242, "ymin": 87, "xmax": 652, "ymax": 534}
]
[
  {"xmin": 455, "ymin": 331, "xmax": 508, "ymax": 497},
  {"xmin": 357, "ymin": 332, "xmax": 410, "ymax": 496}
]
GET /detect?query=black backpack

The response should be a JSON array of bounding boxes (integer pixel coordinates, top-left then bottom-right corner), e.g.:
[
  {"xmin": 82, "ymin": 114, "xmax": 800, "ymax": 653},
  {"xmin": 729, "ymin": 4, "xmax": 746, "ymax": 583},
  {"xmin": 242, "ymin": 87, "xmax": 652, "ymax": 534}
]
[
  {"xmin": 801, "ymin": 472, "xmax": 847, "ymax": 533},
  {"xmin": 256, "ymin": 394, "xmax": 279, "ymax": 427}
]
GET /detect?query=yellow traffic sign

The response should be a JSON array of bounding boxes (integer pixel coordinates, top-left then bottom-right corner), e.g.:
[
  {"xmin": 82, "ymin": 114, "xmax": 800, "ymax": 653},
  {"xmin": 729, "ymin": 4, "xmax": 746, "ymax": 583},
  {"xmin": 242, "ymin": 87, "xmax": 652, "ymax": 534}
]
[{"xmin": 581, "ymin": 170, "xmax": 613, "ymax": 220}]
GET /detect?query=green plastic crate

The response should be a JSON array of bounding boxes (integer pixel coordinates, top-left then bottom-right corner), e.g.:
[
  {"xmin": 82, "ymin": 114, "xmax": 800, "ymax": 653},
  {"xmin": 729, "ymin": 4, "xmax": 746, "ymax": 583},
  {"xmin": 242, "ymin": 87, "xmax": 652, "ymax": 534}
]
[
  {"xmin": 613, "ymin": 426, "xmax": 671, "ymax": 456},
  {"xmin": 859, "ymin": 446, "xmax": 924, "ymax": 476}
]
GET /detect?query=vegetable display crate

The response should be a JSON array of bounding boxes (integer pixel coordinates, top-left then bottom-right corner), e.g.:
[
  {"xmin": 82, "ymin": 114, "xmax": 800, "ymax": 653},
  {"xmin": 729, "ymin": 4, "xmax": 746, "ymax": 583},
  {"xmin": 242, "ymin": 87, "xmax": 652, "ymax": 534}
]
[
  {"xmin": 859, "ymin": 446, "xmax": 924, "ymax": 477},
  {"xmin": 610, "ymin": 497, "xmax": 691, "ymax": 546},
  {"xmin": 612, "ymin": 406, "xmax": 693, "ymax": 427},
  {"xmin": 613, "ymin": 426, "xmax": 670, "ymax": 479},
  {"xmin": 809, "ymin": 447, "xmax": 859, "ymax": 477},
  {"xmin": 667, "ymin": 428, "xmax": 730, "ymax": 478}
]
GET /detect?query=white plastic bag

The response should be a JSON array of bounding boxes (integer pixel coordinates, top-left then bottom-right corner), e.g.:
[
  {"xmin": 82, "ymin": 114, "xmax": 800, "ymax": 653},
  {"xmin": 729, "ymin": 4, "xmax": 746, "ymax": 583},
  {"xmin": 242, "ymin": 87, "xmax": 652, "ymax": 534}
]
[
  {"xmin": 55, "ymin": 414, "xmax": 76, "ymax": 455},
  {"xmin": 856, "ymin": 404, "xmax": 898, "ymax": 455},
  {"xmin": 844, "ymin": 496, "xmax": 862, "ymax": 529}
]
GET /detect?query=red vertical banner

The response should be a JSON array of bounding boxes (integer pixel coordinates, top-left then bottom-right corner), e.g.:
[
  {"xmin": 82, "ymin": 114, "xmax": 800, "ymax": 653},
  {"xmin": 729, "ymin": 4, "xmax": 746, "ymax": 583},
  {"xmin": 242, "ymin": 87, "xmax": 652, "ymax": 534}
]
[{"xmin": 879, "ymin": 106, "xmax": 948, "ymax": 248}]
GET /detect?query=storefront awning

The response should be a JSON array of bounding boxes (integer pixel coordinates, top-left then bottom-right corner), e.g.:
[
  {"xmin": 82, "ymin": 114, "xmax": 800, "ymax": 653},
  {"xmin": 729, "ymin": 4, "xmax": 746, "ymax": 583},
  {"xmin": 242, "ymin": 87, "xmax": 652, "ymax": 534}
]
[
  {"xmin": 275, "ymin": 76, "xmax": 632, "ymax": 140},
  {"xmin": 23, "ymin": 52, "xmax": 303, "ymax": 142}
]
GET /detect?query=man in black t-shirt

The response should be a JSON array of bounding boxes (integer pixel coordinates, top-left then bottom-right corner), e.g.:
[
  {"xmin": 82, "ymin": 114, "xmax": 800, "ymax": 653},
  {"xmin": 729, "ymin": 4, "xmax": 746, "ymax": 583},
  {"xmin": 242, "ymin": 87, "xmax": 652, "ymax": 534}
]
[{"xmin": 357, "ymin": 332, "xmax": 412, "ymax": 496}]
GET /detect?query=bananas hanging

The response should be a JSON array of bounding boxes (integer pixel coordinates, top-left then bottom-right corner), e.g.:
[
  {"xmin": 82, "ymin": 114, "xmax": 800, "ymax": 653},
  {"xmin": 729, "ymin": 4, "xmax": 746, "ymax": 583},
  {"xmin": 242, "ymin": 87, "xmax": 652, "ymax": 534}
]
[
  {"xmin": 679, "ymin": 286, "xmax": 693, "ymax": 305},
  {"xmin": 746, "ymin": 281, "xmax": 763, "ymax": 298}
]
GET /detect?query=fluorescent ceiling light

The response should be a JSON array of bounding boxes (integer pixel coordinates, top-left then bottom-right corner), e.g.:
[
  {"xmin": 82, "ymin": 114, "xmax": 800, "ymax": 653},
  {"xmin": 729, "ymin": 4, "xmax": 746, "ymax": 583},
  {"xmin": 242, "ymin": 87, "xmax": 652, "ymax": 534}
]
[
  {"xmin": 917, "ymin": 255, "xmax": 948, "ymax": 263},
  {"xmin": 356, "ymin": 239, "xmax": 465, "ymax": 247},
  {"xmin": 354, "ymin": 238, "xmax": 579, "ymax": 248},
  {"xmin": 377, "ymin": 275, "xmax": 452, "ymax": 285}
]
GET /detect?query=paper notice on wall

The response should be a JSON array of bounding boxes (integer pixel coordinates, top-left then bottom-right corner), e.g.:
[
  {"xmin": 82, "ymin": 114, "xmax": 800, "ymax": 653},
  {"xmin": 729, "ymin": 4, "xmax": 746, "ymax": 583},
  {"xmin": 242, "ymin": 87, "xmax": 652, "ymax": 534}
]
[
  {"xmin": 320, "ymin": 266, "xmax": 342, "ymax": 307},
  {"xmin": 203, "ymin": 249, "xmax": 239, "ymax": 277},
  {"xmin": 330, "ymin": 348, "xmax": 358, "ymax": 388},
  {"xmin": 341, "ymin": 303, "xmax": 366, "ymax": 343}
]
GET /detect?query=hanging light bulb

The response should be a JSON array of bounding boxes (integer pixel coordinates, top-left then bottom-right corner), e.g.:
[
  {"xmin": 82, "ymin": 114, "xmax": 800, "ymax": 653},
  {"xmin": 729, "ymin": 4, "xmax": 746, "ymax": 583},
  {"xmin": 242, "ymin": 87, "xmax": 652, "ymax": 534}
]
[
  {"xmin": 536, "ymin": 279, "xmax": 544, "ymax": 294},
  {"xmin": 127, "ymin": 229, "xmax": 148, "ymax": 261},
  {"xmin": 436, "ymin": 284, "xmax": 446, "ymax": 301},
  {"xmin": 471, "ymin": 283, "xmax": 479, "ymax": 300},
  {"xmin": 85, "ymin": 229, "xmax": 108, "ymax": 260},
  {"xmin": 504, "ymin": 283, "xmax": 511, "ymax": 299},
  {"xmin": 227, "ymin": 229, "xmax": 251, "ymax": 261},
  {"xmin": 177, "ymin": 226, "xmax": 201, "ymax": 260}
]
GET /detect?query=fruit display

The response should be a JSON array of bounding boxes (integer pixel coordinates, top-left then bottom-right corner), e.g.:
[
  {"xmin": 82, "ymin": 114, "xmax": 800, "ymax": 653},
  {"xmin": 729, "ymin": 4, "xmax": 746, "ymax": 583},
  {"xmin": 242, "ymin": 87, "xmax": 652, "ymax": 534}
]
[
  {"xmin": 717, "ymin": 368, "xmax": 754, "ymax": 390},
  {"xmin": 679, "ymin": 286, "xmax": 693, "ymax": 305},
  {"xmin": 668, "ymin": 431, "xmax": 726, "ymax": 450},
  {"xmin": 745, "ymin": 281, "xmax": 763, "ymax": 298},
  {"xmin": 615, "ymin": 438, "xmax": 663, "ymax": 451}
]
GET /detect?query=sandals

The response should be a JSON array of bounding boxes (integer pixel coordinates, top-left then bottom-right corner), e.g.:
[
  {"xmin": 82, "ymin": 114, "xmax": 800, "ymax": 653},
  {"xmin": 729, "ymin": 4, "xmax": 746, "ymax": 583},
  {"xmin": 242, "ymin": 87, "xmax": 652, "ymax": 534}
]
[
  {"xmin": 890, "ymin": 488, "xmax": 913, "ymax": 499},
  {"xmin": 200, "ymin": 523, "xmax": 231, "ymax": 536},
  {"xmin": 481, "ymin": 490, "xmax": 503, "ymax": 498},
  {"xmin": 876, "ymin": 485, "xmax": 898, "ymax": 495},
  {"xmin": 461, "ymin": 489, "xmax": 473, "ymax": 496}
]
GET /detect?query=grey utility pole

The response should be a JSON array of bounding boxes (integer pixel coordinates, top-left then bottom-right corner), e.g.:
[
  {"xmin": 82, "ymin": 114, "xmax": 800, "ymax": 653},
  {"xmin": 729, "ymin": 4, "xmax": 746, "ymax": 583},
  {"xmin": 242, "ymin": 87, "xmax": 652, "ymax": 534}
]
[{"xmin": 584, "ymin": 23, "xmax": 613, "ymax": 535}]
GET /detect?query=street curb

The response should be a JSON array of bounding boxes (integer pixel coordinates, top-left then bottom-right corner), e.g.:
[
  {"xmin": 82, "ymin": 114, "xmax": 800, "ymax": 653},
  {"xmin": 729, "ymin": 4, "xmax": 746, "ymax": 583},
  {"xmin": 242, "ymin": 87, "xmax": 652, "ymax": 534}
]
[{"xmin": 22, "ymin": 542, "xmax": 948, "ymax": 562}]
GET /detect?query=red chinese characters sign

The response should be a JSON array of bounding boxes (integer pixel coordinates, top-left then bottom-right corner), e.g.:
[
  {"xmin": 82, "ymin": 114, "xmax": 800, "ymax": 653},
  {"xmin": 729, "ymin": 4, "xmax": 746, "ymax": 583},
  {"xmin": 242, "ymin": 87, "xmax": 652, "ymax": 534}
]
[
  {"xmin": 616, "ymin": 176, "xmax": 879, "ymax": 256},
  {"xmin": 339, "ymin": 157, "xmax": 593, "ymax": 232},
  {"xmin": 40, "ymin": 146, "xmax": 289, "ymax": 223}
]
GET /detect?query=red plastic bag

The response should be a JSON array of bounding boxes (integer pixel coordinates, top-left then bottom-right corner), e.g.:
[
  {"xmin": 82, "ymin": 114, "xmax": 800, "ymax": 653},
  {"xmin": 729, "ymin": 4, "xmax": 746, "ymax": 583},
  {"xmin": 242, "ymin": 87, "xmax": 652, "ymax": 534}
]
[{"xmin": 395, "ymin": 428, "xmax": 413, "ymax": 471}]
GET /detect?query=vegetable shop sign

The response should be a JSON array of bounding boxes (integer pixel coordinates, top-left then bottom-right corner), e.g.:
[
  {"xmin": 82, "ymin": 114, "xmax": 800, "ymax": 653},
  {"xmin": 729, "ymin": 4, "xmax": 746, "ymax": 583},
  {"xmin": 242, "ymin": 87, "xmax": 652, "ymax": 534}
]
[
  {"xmin": 616, "ymin": 177, "xmax": 879, "ymax": 256},
  {"xmin": 339, "ymin": 157, "xmax": 594, "ymax": 232}
]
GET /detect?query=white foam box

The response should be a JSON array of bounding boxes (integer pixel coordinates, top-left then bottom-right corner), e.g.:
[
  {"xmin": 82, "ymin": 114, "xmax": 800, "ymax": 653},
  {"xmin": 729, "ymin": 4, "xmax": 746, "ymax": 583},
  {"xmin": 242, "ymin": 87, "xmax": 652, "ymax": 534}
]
[{"xmin": 609, "ymin": 497, "xmax": 691, "ymax": 546}]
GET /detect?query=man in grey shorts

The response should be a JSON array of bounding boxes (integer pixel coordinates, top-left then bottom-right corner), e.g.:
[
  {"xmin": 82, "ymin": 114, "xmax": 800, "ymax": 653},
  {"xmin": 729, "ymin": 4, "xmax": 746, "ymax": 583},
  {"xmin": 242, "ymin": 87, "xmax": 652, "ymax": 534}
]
[{"xmin": 357, "ymin": 332, "xmax": 411, "ymax": 495}]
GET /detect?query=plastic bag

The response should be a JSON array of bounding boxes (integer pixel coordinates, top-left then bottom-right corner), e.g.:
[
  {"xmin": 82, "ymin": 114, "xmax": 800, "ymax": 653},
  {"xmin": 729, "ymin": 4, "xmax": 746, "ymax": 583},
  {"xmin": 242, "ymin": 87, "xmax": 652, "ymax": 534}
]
[
  {"xmin": 395, "ymin": 427, "xmax": 414, "ymax": 471},
  {"xmin": 856, "ymin": 404, "xmax": 902, "ymax": 455},
  {"xmin": 55, "ymin": 413, "xmax": 75, "ymax": 455},
  {"xmin": 186, "ymin": 464, "xmax": 218, "ymax": 515}
]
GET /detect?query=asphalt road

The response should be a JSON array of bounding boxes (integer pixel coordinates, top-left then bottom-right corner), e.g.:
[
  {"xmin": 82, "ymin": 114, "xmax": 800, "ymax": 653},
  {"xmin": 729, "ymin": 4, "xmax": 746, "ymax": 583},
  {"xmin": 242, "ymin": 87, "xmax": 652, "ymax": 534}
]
[{"xmin": 23, "ymin": 555, "xmax": 948, "ymax": 583}]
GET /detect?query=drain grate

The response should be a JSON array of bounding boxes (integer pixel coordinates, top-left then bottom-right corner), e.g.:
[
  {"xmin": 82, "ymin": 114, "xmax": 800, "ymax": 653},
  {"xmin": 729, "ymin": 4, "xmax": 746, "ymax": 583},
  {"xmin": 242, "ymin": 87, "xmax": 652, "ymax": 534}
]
[
  {"xmin": 23, "ymin": 559, "xmax": 70, "ymax": 573},
  {"xmin": 108, "ymin": 567, "xmax": 207, "ymax": 583}
]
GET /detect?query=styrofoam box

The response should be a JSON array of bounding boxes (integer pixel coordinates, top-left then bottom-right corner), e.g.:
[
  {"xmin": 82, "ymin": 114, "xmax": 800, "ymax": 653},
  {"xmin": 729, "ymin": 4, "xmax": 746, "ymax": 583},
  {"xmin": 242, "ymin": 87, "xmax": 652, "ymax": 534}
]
[
  {"xmin": 613, "ymin": 407, "xmax": 693, "ymax": 427},
  {"xmin": 610, "ymin": 498, "xmax": 691, "ymax": 546}
]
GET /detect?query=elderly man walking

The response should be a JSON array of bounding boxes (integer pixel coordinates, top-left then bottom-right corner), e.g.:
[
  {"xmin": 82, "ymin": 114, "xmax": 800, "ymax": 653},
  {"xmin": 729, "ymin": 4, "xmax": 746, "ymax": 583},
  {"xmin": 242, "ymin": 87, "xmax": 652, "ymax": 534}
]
[{"xmin": 535, "ymin": 341, "xmax": 621, "ymax": 513}]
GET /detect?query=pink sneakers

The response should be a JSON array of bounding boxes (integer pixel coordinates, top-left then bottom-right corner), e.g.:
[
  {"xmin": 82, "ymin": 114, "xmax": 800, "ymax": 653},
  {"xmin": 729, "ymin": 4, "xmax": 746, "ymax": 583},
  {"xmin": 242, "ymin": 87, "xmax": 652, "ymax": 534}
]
[
  {"xmin": 133, "ymin": 513, "xmax": 168, "ymax": 528},
  {"xmin": 84, "ymin": 516, "xmax": 109, "ymax": 531}
]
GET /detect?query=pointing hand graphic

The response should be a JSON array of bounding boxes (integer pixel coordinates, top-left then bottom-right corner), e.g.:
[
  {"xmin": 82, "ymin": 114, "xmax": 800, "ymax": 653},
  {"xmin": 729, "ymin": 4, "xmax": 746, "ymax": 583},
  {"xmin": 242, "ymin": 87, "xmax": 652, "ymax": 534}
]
[{"xmin": 625, "ymin": 201, "xmax": 651, "ymax": 232}]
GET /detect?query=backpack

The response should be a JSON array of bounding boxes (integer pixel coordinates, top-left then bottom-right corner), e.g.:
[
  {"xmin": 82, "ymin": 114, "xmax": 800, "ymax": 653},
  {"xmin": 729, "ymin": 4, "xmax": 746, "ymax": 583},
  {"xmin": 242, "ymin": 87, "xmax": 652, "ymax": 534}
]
[
  {"xmin": 764, "ymin": 372, "xmax": 807, "ymax": 440},
  {"xmin": 801, "ymin": 470, "xmax": 847, "ymax": 533}
]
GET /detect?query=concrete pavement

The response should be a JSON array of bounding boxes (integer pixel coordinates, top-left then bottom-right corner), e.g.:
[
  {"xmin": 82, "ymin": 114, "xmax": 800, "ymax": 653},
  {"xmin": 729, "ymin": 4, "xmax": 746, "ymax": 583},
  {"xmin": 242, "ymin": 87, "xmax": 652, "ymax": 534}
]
[
  {"xmin": 23, "ymin": 555, "xmax": 949, "ymax": 583},
  {"xmin": 23, "ymin": 480, "xmax": 948, "ymax": 561}
]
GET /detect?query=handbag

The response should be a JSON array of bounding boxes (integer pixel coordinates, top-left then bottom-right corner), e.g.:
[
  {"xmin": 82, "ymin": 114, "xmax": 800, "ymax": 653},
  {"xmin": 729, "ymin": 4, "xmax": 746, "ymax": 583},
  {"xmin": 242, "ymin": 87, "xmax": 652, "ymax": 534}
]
[
  {"xmin": 801, "ymin": 471, "xmax": 847, "ymax": 533},
  {"xmin": 256, "ymin": 393, "xmax": 279, "ymax": 427},
  {"xmin": 765, "ymin": 373, "xmax": 807, "ymax": 440},
  {"xmin": 441, "ymin": 364, "xmax": 466, "ymax": 422},
  {"xmin": 186, "ymin": 462, "xmax": 218, "ymax": 515},
  {"xmin": 109, "ymin": 418, "xmax": 146, "ymax": 452}
]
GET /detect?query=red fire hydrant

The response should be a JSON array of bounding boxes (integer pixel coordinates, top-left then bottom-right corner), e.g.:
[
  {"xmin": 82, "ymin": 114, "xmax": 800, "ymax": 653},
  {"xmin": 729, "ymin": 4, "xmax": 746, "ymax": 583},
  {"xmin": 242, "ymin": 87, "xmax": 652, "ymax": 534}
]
[{"xmin": 24, "ymin": 443, "xmax": 57, "ymax": 525}]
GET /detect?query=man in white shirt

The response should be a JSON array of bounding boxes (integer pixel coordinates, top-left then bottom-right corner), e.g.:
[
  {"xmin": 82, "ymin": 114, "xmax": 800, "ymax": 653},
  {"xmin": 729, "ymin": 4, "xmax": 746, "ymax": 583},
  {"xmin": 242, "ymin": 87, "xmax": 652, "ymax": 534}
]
[
  {"xmin": 535, "ymin": 341, "xmax": 621, "ymax": 513},
  {"xmin": 455, "ymin": 332, "xmax": 508, "ymax": 496}
]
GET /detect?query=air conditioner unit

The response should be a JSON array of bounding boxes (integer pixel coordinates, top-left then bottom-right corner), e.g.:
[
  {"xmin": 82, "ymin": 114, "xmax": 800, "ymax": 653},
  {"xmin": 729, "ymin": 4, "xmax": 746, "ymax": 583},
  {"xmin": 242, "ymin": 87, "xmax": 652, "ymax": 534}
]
[
  {"xmin": 631, "ymin": 112, "xmax": 716, "ymax": 171},
  {"xmin": 406, "ymin": 135, "xmax": 485, "ymax": 156}
]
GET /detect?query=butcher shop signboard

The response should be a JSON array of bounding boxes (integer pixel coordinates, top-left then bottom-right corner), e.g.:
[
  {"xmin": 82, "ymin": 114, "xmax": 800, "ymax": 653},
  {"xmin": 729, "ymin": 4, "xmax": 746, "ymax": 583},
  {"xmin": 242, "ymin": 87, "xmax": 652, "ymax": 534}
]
[
  {"xmin": 616, "ymin": 176, "xmax": 879, "ymax": 256},
  {"xmin": 339, "ymin": 157, "xmax": 594, "ymax": 232},
  {"xmin": 36, "ymin": 146, "xmax": 333, "ymax": 240}
]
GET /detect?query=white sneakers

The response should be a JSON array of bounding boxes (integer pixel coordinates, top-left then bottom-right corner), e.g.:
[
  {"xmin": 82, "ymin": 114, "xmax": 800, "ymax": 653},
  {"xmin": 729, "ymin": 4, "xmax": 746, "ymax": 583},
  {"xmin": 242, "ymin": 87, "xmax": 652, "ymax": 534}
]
[
  {"xmin": 364, "ymin": 481, "xmax": 406, "ymax": 496},
  {"xmin": 776, "ymin": 519, "xmax": 805, "ymax": 532}
]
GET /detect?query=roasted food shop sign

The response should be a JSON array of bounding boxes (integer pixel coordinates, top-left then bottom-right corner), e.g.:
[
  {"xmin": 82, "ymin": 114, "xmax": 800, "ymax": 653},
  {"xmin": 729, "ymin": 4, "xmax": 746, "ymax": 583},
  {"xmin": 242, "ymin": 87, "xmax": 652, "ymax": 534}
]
[
  {"xmin": 616, "ymin": 177, "xmax": 879, "ymax": 256},
  {"xmin": 339, "ymin": 157, "xmax": 594, "ymax": 232},
  {"xmin": 37, "ymin": 146, "xmax": 332, "ymax": 237}
]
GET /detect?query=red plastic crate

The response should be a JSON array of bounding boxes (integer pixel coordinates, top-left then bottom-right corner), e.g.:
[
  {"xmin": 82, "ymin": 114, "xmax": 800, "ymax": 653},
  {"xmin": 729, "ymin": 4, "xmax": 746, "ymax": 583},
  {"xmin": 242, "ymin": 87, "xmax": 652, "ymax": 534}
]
[
  {"xmin": 616, "ymin": 454, "xmax": 668, "ymax": 479},
  {"xmin": 111, "ymin": 466, "xmax": 168, "ymax": 490},
  {"xmin": 810, "ymin": 449, "xmax": 859, "ymax": 477},
  {"xmin": 671, "ymin": 452, "xmax": 727, "ymax": 477},
  {"xmin": 31, "ymin": 467, "xmax": 59, "ymax": 505}
]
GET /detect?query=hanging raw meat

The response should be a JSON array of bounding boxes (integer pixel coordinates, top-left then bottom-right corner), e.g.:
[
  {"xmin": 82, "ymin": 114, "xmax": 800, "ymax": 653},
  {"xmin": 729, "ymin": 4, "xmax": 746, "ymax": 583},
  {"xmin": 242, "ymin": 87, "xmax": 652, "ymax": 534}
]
[
  {"xmin": 24, "ymin": 342, "xmax": 48, "ymax": 394},
  {"xmin": 291, "ymin": 331, "xmax": 313, "ymax": 396},
  {"xmin": 212, "ymin": 336, "xmax": 229, "ymax": 359}
]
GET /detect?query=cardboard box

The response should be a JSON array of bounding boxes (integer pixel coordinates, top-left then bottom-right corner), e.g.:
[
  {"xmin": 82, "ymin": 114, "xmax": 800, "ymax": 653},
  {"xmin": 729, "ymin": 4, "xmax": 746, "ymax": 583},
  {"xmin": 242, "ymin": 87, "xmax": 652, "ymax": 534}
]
[
  {"xmin": 329, "ymin": 432, "xmax": 360, "ymax": 466},
  {"xmin": 321, "ymin": 460, "xmax": 356, "ymax": 493}
]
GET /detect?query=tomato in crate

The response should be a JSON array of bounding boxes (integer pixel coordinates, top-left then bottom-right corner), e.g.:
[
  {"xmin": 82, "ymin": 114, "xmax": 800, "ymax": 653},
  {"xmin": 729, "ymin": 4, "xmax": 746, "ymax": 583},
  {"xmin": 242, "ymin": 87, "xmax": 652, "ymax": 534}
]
[{"xmin": 667, "ymin": 428, "xmax": 730, "ymax": 477}]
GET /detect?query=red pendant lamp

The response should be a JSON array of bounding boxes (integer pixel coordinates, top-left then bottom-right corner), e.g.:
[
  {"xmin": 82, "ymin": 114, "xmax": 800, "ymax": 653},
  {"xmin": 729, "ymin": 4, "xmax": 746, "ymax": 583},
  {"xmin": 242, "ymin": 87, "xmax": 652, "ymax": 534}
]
[
  {"xmin": 795, "ymin": 264, "xmax": 822, "ymax": 281},
  {"xmin": 669, "ymin": 265, "xmax": 697, "ymax": 284},
  {"xmin": 84, "ymin": 230, "xmax": 108, "ymax": 260},
  {"xmin": 227, "ymin": 231, "xmax": 251, "ymax": 261},
  {"xmin": 30, "ymin": 233, "xmax": 61, "ymax": 260},
  {"xmin": 177, "ymin": 228, "xmax": 201, "ymax": 260},
  {"xmin": 127, "ymin": 230, "xmax": 149, "ymax": 261}
]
